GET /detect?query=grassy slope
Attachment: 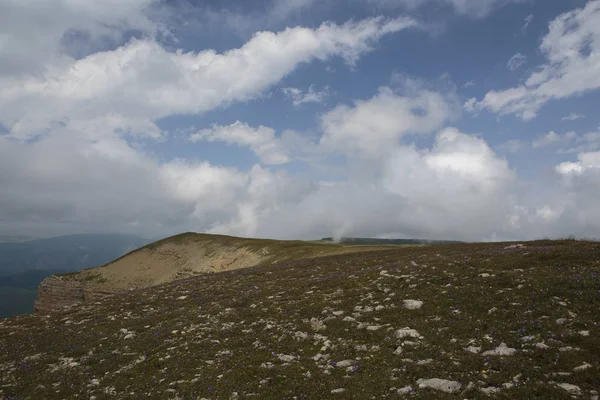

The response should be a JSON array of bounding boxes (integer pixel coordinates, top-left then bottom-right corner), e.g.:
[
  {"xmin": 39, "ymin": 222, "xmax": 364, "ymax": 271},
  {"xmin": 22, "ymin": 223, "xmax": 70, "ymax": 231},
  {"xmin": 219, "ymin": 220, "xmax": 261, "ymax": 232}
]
[{"xmin": 1, "ymin": 240, "xmax": 599, "ymax": 399}]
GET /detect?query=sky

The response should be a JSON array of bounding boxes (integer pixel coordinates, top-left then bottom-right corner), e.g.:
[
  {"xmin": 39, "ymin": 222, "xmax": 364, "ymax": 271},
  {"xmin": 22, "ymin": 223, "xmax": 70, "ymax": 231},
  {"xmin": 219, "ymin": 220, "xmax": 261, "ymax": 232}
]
[{"xmin": 1, "ymin": 0, "xmax": 599, "ymax": 242}]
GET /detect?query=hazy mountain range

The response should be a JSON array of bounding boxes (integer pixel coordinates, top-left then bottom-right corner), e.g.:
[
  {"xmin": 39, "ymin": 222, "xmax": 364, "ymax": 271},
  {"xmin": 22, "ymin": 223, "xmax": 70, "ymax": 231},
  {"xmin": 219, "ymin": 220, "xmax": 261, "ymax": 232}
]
[{"xmin": 0, "ymin": 234, "xmax": 151, "ymax": 319}]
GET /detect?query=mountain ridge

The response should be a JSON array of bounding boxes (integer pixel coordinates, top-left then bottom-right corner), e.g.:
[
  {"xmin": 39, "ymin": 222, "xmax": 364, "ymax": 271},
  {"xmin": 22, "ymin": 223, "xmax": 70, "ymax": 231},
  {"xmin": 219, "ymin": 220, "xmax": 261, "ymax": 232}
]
[{"xmin": 33, "ymin": 232, "xmax": 403, "ymax": 313}]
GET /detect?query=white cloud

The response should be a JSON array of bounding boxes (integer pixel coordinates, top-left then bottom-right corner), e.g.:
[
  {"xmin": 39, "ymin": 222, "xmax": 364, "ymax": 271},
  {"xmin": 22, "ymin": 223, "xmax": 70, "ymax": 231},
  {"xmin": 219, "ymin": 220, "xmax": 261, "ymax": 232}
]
[
  {"xmin": 463, "ymin": 80, "xmax": 475, "ymax": 88},
  {"xmin": 0, "ymin": 0, "xmax": 163, "ymax": 78},
  {"xmin": 466, "ymin": 1, "xmax": 600, "ymax": 120},
  {"xmin": 282, "ymin": 85, "xmax": 331, "ymax": 106},
  {"xmin": 0, "ymin": 16, "xmax": 418, "ymax": 140},
  {"xmin": 561, "ymin": 113, "xmax": 586, "ymax": 121},
  {"xmin": 532, "ymin": 130, "xmax": 577, "ymax": 148},
  {"xmin": 530, "ymin": 129, "xmax": 600, "ymax": 154},
  {"xmin": 559, "ymin": 131, "xmax": 600, "ymax": 154},
  {"xmin": 507, "ymin": 53, "xmax": 527, "ymax": 71},
  {"xmin": 362, "ymin": 0, "xmax": 529, "ymax": 18},
  {"xmin": 190, "ymin": 121, "xmax": 290, "ymax": 165},
  {"xmin": 522, "ymin": 14, "xmax": 534, "ymax": 32},
  {"xmin": 556, "ymin": 151, "xmax": 600, "ymax": 176},
  {"xmin": 319, "ymin": 84, "xmax": 459, "ymax": 158},
  {"xmin": 3, "ymin": 2, "xmax": 600, "ymax": 242}
]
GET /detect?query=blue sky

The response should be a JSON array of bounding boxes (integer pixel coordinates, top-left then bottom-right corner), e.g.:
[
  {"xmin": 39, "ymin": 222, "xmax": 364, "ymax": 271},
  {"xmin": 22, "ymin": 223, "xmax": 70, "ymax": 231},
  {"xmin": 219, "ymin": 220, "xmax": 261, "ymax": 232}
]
[{"xmin": 1, "ymin": 0, "xmax": 599, "ymax": 241}]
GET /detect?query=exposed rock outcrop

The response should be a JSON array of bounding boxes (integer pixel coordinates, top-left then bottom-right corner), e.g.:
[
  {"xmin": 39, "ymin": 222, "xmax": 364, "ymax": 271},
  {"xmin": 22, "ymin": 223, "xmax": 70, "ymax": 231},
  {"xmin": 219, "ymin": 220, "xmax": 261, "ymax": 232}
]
[{"xmin": 34, "ymin": 276, "xmax": 116, "ymax": 313}]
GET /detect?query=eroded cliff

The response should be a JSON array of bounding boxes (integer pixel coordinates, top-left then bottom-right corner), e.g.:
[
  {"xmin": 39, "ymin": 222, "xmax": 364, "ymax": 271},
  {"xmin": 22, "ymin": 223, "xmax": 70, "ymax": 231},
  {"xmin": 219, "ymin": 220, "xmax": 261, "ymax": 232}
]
[{"xmin": 34, "ymin": 232, "xmax": 381, "ymax": 312}]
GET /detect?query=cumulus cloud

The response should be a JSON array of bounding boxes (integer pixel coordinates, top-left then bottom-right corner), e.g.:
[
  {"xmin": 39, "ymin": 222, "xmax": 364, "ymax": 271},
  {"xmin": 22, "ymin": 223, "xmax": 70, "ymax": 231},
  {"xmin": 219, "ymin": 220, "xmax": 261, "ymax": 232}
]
[
  {"xmin": 319, "ymin": 84, "xmax": 459, "ymax": 158},
  {"xmin": 2, "ymin": 1, "xmax": 600, "ymax": 243},
  {"xmin": 466, "ymin": 1, "xmax": 600, "ymax": 120},
  {"xmin": 0, "ymin": 16, "xmax": 417, "ymax": 140},
  {"xmin": 0, "ymin": 0, "xmax": 163, "ymax": 78},
  {"xmin": 190, "ymin": 122, "xmax": 290, "ymax": 165}
]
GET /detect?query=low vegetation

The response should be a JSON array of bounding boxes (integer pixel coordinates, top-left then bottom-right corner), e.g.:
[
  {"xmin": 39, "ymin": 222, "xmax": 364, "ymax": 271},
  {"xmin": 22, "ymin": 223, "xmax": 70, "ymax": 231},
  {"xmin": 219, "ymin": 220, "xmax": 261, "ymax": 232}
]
[{"xmin": 1, "ymin": 240, "xmax": 599, "ymax": 399}]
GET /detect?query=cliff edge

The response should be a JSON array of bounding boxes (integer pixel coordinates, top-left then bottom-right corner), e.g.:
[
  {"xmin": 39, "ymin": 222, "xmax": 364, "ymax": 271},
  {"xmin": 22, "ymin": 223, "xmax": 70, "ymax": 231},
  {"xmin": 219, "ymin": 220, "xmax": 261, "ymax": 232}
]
[{"xmin": 34, "ymin": 232, "xmax": 387, "ymax": 312}]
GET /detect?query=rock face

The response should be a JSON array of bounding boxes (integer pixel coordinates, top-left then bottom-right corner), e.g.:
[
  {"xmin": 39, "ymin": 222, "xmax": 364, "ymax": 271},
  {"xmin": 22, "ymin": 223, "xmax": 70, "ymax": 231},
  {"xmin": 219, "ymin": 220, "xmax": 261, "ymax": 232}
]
[{"xmin": 34, "ymin": 276, "xmax": 115, "ymax": 313}]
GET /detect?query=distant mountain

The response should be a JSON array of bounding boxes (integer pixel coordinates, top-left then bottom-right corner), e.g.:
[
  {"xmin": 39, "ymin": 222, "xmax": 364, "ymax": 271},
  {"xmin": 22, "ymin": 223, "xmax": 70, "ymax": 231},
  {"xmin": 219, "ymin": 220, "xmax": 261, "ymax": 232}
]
[
  {"xmin": 0, "ymin": 235, "xmax": 36, "ymax": 243},
  {"xmin": 0, "ymin": 234, "xmax": 151, "ymax": 319},
  {"xmin": 318, "ymin": 237, "xmax": 463, "ymax": 245},
  {"xmin": 0, "ymin": 234, "xmax": 151, "ymax": 275}
]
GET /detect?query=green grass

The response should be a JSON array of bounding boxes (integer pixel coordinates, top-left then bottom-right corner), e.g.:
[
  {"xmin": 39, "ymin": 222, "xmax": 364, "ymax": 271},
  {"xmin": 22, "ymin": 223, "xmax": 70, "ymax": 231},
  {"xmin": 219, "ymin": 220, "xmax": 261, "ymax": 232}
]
[{"xmin": 1, "ymin": 240, "xmax": 599, "ymax": 399}]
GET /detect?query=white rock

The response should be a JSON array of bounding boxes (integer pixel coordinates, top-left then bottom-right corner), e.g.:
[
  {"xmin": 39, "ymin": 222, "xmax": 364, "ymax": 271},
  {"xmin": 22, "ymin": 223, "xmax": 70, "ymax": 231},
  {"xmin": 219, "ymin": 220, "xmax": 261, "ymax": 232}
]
[
  {"xmin": 395, "ymin": 328, "xmax": 421, "ymax": 339},
  {"xmin": 403, "ymin": 300, "xmax": 423, "ymax": 310},
  {"xmin": 467, "ymin": 346, "xmax": 481, "ymax": 354},
  {"xmin": 177, "ymin": 295, "xmax": 188, "ymax": 300},
  {"xmin": 535, "ymin": 342, "xmax": 549, "ymax": 349},
  {"xmin": 310, "ymin": 318, "xmax": 326, "ymax": 332},
  {"xmin": 482, "ymin": 343, "xmax": 516, "ymax": 356},
  {"xmin": 417, "ymin": 378, "xmax": 461, "ymax": 393},
  {"xmin": 331, "ymin": 388, "xmax": 345, "ymax": 394},
  {"xmin": 579, "ymin": 330, "xmax": 590, "ymax": 336},
  {"xmin": 278, "ymin": 354, "xmax": 296, "ymax": 362},
  {"xmin": 480, "ymin": 386, "xmax": 501, "ymax": 395},
  {"xmin": 574, "ymin": 362, "xmax": 592, "ymax": 371},
  {"xmin": 556, "ymin": 383, "xmax": 581, "ymax": 395},
  {"xmin": 397, "ymin": 386, "xmax": 413, "ymax": 394},
  {"xmin": 335, "ymin": 360, "xmax": 355, "ymax": 368},
  {"xmin": 367, "ymin": 325, "xmax": 382, "ymax": 331}
]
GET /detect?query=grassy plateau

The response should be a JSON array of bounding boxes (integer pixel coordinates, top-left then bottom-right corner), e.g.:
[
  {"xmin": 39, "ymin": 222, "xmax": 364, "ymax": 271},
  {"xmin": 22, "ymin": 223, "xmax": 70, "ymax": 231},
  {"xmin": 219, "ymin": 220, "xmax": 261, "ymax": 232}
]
[{"xmin": 0, "ymin": 239, "xmax": 599, "ymax": 399}]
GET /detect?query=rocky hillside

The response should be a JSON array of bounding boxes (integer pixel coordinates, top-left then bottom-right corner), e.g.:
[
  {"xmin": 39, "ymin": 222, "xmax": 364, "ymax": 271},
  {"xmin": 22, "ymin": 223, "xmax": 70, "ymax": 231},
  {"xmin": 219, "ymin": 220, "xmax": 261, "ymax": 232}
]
[
  {"xmin": 1, "ymin": 240, "xmax": 599, "ymax": 399},
  {"xmin": 34, "ymin": 233, "xmax": 393, "ymax": 312}
]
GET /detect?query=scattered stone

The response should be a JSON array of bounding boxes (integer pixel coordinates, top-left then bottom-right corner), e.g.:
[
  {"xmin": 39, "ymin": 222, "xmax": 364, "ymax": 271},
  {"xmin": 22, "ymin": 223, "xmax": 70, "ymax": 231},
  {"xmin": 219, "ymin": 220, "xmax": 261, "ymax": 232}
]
[
  {"xmin": 417, "ymin": 378, "xmax": 461, "ymax": 393},
  {"xmin": 403, "ymin": 300, "xmax": 423, "ymax": 310},
  {"xmin": 278, "ymin": 354, "xmax": 296, "ymax": 362},
  {"xmin": 573, "ymin": 362, "xmax": 592, "ymax": 372},
  {"xmin": 395, "ymin": 328, "xmax": 421, "ymax": 339},
  {"xmin": 335, "ymin": 360, "xmax": 355, "ymax": 368},
  {"xmin": 556, "ymin": 383, "xmax": 581, "ymax": 395},
  {"xmin": 480, "ymin": 386, "xmax": 501, "ymax": 395},
  {"xmin": 397, "ymin": 386, "xmax": 413, "ymax": 395},
  {"xmin": 482, "ymin": 343, "xmax": 516, "ymax": 356}
]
